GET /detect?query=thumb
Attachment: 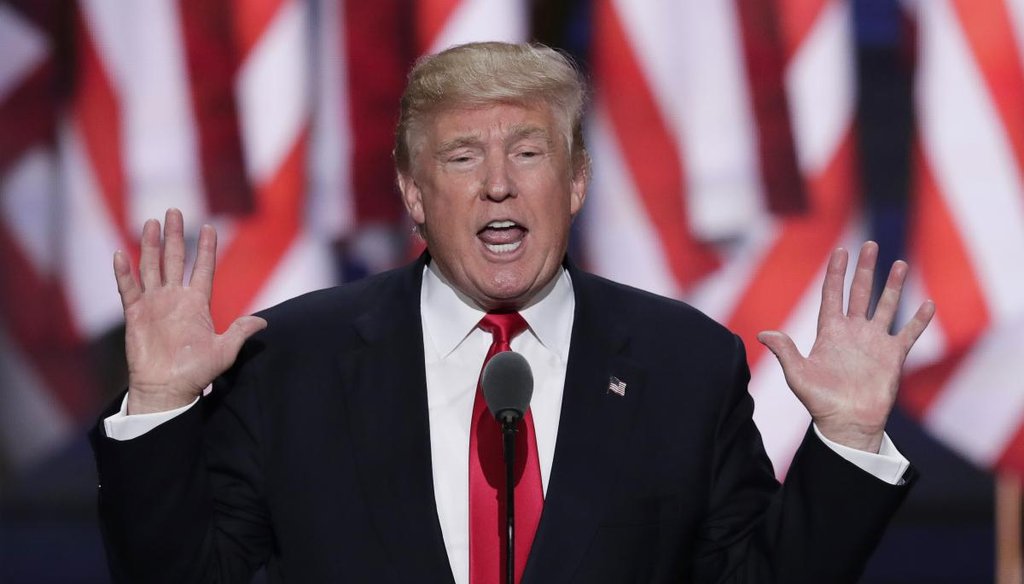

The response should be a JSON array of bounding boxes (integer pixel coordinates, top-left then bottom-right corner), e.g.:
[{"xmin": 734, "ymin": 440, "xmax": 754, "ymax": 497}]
[
  {"xmin": 219, "ymin": 315, "xmax": 268, "ymax": 357},
  {"xmin": 756, "ymin": 330, "xmax": 802, "ymax": 371}
]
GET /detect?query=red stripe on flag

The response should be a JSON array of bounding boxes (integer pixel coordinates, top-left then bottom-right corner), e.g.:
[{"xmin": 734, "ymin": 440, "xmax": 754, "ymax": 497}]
[
  {"xmin": 776, "ymin": 0, "xmax": 829, "ymax": 62},
  {"xmin": 415, "ymin": 0, "xmax": 460, "ymax": 54},
  {"xmin": 952, "ymin": 0, "xmax": 1024, "ymax": 194},
  {"xmin": 177, "ymin": 0, "xmax": 253, "ymax": 215},
  {"xmin": 232, "ymin": 0, "xmax": 283, "ymax": 57},
  {"xmin": 0, "ymin": 224, "xmax": 95, "ymax": 419},
  {"xmin": 899, "ymin": 349, "xmax": 967, "ymax": 420},
  {"xmin": 910, "ymin": 147, "xmax": 990, "ymax": 351},
  {"xmin": 593, "ymin": 0, "xmax": 719, "ymax": 290},
  {"xmin": 0, "ymin": 60, "xmax": 58, "ymax": 175},
  {"xmin": 344, "ymin": 0, "xmax": 412, "ymax": 223},
  {"xmin": 210, "ymin": 131, "xmax": 307, "ymax": 328},
  {"xmin": 735, "ymin": 0, "xmax": 807, "ymax": 215},
  {"xmin": 726, "ymin": 131, "xmax": 857, "ymax": 368},
  {"xmin": 72, "ymin": 10, "xmax": 136, "ymax": 265}
]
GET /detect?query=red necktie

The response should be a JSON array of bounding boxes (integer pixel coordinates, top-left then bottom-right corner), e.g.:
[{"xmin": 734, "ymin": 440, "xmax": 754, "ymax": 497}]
[{"xmin": 469, "ymin": 312, "xmax": 544, "ymax": 584}]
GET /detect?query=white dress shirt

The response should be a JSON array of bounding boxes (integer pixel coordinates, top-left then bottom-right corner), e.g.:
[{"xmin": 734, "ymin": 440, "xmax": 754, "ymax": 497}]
[
  {"xmin": 420, "ymin": 263, "xmax": 573, "ymax": 584},
  {"xmin": 104, "ymin": 262, "xmax": 910, "ymax": 584}
]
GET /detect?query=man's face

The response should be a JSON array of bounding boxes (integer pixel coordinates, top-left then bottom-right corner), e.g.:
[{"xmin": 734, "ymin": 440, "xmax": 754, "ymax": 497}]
[{"xmin": 400, "ymin": 102, "xmax": 587, "ymax": 311}]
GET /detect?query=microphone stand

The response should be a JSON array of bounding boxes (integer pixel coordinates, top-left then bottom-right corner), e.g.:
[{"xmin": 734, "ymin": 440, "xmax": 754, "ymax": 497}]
[{"xmin": 501, "ymin": 416, "xmax": 518, "ymax": 584}]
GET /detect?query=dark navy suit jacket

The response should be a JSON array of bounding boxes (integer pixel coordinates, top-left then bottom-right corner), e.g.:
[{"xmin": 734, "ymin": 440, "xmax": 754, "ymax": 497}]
[{"xmin": 91, "ymin": 255, "xmax": 914, "ymax": 583}]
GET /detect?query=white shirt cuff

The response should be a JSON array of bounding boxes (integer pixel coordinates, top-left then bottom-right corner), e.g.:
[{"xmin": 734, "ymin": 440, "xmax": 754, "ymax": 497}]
[
  {"xmin": 103, "ymin": 393, "xmax": 202, "ymax": 441},
  {"xmin": 813, "ymin": 424, "xmax": 910, "ymax": 485}
]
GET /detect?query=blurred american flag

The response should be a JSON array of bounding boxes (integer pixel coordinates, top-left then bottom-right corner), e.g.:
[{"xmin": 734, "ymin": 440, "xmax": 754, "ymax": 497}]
[
  {"xmin": 900, "ymin": 0, "xmax": 1024, "ymax": 476},
  {"xmin": 0, "ymin": 0, "xmax": 524, "ymax": 473},
  {"xmin": 1, "ymin": 0, "xmax": 1022, "ymax": 487}
]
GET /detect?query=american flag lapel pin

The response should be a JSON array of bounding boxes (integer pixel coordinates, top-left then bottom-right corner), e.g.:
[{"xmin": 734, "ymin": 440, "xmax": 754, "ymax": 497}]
[{"xmin": 607, "ymin": 375, "xmax": 627, "ymax": 397}]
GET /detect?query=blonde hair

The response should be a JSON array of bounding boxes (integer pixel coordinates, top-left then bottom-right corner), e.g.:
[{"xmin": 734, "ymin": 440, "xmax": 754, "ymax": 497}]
[{"xmin": 394, "ymin": 41, "xmax": 589, "ymax": 176}]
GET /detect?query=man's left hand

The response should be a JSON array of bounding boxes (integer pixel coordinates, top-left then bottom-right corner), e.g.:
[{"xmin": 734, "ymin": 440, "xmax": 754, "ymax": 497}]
[{"xmin": 757, "ymin": 241, "xmax": 936, "ymax": 453}]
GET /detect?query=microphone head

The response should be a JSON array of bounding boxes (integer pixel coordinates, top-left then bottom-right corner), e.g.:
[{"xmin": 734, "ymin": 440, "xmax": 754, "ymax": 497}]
[{"xmin": 482, "ymin": 351, "xmax": 534, "ymax": 424}]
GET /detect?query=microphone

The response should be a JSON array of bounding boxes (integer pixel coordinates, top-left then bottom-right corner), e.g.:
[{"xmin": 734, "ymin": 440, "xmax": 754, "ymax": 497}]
[
  {"xmin": 480, "ymin": 350, "xmax": 533, "ymax": 584},
  {"xmin": 482, "ymin": 351, "xmax": 534, "ymax": 426}
]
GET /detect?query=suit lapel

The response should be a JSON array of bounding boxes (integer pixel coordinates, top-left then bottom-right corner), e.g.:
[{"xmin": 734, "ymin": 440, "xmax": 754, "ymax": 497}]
[
  {"xmin": 522, "ymin": 269, "xmax": 646, "ymax": 583},
  {"xmin": 341, "ymin": 259, "xmax": 455, "ymax": 584}
]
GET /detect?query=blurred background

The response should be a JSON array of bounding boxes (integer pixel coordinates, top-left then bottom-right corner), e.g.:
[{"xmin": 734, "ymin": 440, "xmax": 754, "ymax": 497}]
[{"xmin": 1, "ymin": 0, "xmax": 1021, "ymax": 581}]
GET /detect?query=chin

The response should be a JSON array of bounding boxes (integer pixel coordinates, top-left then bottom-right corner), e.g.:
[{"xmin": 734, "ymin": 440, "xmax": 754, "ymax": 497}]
[{"xmin": 469, "ymin": 280, "xmax": 529, "ymax": 310}]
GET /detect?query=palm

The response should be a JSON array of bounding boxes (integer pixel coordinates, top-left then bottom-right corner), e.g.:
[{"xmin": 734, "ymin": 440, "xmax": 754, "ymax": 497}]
[
  {"xmin": 125, "ymin": 286, "xmax": 223, "ymax": 394},
  {"xmin": 758, "ymin": 243, "xmax": 935, "ymax": 452},
  {"xmin": 114, "ymin": 210, "xmax": 266, "ymax": 413}
]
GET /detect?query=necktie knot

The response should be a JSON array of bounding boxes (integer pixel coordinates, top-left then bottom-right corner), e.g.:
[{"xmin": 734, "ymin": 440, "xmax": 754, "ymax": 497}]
[{"xmin": 478, "ymin": 312, "xmax": 528, "ymax": 352}]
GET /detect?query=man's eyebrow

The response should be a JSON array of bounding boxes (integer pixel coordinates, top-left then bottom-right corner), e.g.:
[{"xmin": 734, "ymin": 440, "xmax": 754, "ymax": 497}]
[
  {"xmin": 509, "ymin": 125, "xmax": 553, "ymax": 145},
  {"xmin": 436, "ymin": 135, "xmax": 483, "ymax": 155},
  {"xmin": 435, "ymin": 126, "xmax": 553, "ymax": 155}
]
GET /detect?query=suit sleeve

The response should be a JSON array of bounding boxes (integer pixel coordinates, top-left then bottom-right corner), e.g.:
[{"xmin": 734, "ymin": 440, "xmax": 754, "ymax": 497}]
[
  {"xmin": 690, "ymin": 335, "xmax": 916, "ymax": 584},
  {"xmin": 90, "ymin": 346, "xmax": 272, "ymax": 584}
]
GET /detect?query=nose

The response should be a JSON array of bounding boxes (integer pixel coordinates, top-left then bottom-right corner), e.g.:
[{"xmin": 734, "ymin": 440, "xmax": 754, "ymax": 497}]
[{"xmin": 482, "ymin": 154, "xmax": 515, "ymax": 201}]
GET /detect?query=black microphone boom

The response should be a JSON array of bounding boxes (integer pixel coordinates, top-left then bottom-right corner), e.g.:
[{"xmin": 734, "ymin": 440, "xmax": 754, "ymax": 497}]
[
  {"xmin": 482, "ymin": 351, "xmax": 534, "ymax": 425},
  {"xmin": 481, "ymin": 350, "xmax": 534, "ymax": 584}
]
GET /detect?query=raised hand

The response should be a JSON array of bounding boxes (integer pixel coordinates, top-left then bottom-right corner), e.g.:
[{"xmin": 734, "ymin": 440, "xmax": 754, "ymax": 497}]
[
  {"xmin": 757, "ymin": 242, "xmax": 935, "ymax": 453},
  {"xmin": 114, "ymin": 209, "xmax": 267, "ymax": 415}
]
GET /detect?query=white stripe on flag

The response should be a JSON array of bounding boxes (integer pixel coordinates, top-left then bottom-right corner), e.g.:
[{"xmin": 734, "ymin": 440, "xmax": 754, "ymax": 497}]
[
  {"xmin": 919, "ymin": 0, "xmax": 1024, "ymax": 323},
  {"xmin": 236, "ymin": 0, "xmax": 309, "ymax": 184},
  {"xmin": 1, "ymin": 148, "xmax": 58, "ymax": 275},
  {"xmin": 924, "ymin": 317, "xmax": 1024, "ymax": 466},
  {"xmin": 427, "ymin": 0, "xmax": 526, "ymax": 53},
  {"xmin": 121, "ymin": 0, "xmax": 206, "ymax": 226},
  {"xmin": 60, "ymin": 120, "xmax": 127, "ymax": 337},
  {"xmin": 610, "ymin": 0, "xmax": 764, "ymax": 240},
  {"xmin": 673, "ymin": 1, "xmax": 764, "ymax": 239},
  {"xmin": 310, "ymin": 0, "xmax": 355, "ymax": 238},
  {"xmin": 0, "ymin": 4, "xmax": 48, "ymax": 103},
  {"xmin": 1009, "ymin": 0, "xmax": 1024, "ymax": 63},
  {"xmin": 785, "ymin": 0, "xmax": 855, "ymax": 175},
  {"xmin": 610, "ymin": 0, "xmax": 684, "ymax": 126}
]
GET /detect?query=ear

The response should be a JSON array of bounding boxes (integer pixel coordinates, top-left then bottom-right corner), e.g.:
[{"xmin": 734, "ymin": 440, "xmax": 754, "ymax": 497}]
[
  {"xmin": 568, "ymin": 160, "xmax": 589, "ymax": 218},
  {"xmin": 398, "ymin": 172, "xmax": 426, "ymax": 225}
]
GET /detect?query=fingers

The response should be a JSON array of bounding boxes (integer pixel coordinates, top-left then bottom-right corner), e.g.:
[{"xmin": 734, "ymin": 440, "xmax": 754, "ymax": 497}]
[
  {"xmin": 189, "ymin": 224, "xmax": 218, "ymax": 297},
  {"xmin": 162, "ymin": 209, "xmax": 186, "ymax": 286},
  {"xmin": 757, "ymin": 330, "xmax": 804, "ymax": 372},
  {"xmin": 871, "ymin": 260, "xmax": 908, "ymax": 330},
  {"xmin": 113, "ymin": 249, "xmax": 142, "ymax": 307},
  {"xmin": 139, "ymin": 218, "xmax": 162, "ymax": 291},
  {"xmin": 898, "ymin": 299, "xmax": 936, "ymax": 348},
  {"xmin": 818, "ymin": 247, "xmax": 848, "ymax": 328},
  {"xmin": 218, "ymin": 316, "xmax": 268, "ymax": 365},
  {"xmin": 847, "ymin": 241, "xmax": 878, "ymax": 318}
]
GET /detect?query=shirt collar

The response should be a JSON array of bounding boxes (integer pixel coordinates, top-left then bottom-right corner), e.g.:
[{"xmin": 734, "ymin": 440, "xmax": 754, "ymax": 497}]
[{"xmin": 421, "ymin": 261, "xmax": 575, "ymax": 361}]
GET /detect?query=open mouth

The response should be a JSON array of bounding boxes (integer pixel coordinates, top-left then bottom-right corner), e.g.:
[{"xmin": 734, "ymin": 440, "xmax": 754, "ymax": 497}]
[{"xmin": 477, "ymin": 220, "xmax": 527, "ymax": 254}]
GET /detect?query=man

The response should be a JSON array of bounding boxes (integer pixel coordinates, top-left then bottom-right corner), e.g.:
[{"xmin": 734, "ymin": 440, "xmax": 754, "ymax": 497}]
[{"xmin": 92, "ymin": 42, "xmax": 934, "ymax": 583}]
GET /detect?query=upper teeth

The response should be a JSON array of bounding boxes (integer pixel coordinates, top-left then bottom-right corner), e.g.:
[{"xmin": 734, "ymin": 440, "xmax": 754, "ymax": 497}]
[{"xmin": 487, "ymin": 220, "xmax": 517, "ymax": 229}]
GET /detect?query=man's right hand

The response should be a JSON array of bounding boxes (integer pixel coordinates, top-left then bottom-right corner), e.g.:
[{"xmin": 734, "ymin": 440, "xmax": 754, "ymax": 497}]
[{"xmin": 114, "ymin": 208, "xmax": 267, "ymax": 415}]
